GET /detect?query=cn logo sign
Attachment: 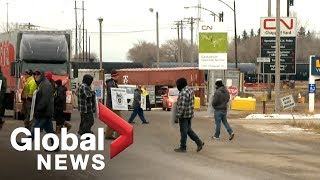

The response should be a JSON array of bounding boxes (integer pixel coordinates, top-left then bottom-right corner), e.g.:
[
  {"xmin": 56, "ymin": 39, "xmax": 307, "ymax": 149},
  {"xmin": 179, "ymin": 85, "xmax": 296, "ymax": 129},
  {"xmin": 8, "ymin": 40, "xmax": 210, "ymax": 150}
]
[
  {"xmin": 201, "ymin": 25, "xmax": 213, "ymax": 31},
  {"xmin": 263, "ymin": 18, "xmax": 294, "ymax": 30},
  {"xmin": 260, "ymin": 17, "xmax": 296, "ymax": 37}
]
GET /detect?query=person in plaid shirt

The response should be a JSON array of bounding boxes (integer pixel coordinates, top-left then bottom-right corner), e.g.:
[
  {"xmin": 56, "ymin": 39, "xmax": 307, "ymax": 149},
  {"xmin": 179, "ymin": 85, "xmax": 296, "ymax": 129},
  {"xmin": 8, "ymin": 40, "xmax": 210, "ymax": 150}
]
[
  {"xmin": 78, "ymin": 74, "xmax": 96, "ymax": 135},
  {"xmin": 174, "ymin": 78, "xmax": 204, "ymax": 153}
]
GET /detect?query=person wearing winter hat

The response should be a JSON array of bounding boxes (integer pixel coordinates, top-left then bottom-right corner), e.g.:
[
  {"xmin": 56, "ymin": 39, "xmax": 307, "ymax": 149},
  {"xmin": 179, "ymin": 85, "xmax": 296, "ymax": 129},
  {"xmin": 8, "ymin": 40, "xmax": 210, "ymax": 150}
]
[
  {"xmin": 78, "ymin": 74, "xmax": 96, "ymax": 135},
  {"xmin": 174, "ymin": 77, "xmax": 204, "ymax": 153},
  {"xmin": 45, "ymin": 71, "xmax": 55, "ymax": 88},
  {"xmin": 105, "ymin": 69, "xmax": 122, "ymax": 140},
  {"xmin": 211, "ymin": 79, "xmax": 234, "ymax": 141}
]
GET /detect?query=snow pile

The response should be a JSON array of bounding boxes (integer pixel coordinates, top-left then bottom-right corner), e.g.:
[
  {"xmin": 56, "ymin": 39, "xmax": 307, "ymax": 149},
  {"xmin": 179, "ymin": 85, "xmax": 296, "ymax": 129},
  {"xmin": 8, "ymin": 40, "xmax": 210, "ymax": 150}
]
[{"xmin": 244, "ymin": 114, "xmax": 320, "ymax": 120}]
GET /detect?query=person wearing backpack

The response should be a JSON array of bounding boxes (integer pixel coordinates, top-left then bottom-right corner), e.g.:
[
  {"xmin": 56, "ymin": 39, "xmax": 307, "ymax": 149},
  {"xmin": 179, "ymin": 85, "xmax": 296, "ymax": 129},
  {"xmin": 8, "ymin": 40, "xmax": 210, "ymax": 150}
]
[{"xmin": 211, "ymin": 79, "xmax": 234, "ymax": 141}]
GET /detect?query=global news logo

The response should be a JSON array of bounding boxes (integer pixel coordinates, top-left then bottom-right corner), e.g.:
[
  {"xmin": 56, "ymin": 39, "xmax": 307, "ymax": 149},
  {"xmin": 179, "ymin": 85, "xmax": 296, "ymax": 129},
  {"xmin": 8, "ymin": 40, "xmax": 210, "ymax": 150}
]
[{"xmin": 11, "ymin": 127, "xmax": 106, "ymax": 170}]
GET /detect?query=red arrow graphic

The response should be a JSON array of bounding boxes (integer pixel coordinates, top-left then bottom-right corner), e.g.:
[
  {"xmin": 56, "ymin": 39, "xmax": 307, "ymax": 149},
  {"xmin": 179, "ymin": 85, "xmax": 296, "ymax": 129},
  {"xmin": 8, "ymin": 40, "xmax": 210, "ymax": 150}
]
[{"xmin": 98, "ymin": 103, "xmax": 133, "ymax": 159}]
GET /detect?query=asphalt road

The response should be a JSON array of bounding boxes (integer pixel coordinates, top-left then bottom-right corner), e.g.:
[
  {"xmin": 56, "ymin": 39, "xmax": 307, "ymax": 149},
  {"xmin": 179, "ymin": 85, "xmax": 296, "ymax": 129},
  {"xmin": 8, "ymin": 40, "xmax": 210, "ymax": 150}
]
[{"xmin": 0, "ymin": 109, "xmax": 320, "ymax": 180}]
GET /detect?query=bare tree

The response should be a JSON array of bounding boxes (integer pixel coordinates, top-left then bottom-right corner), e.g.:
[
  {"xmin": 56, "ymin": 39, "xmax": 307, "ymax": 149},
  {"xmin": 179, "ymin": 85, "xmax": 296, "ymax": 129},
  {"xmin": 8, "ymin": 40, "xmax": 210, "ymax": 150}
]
[{"xmin": 127, "ymin": 41, "xmax": 156, "ymax": 67}]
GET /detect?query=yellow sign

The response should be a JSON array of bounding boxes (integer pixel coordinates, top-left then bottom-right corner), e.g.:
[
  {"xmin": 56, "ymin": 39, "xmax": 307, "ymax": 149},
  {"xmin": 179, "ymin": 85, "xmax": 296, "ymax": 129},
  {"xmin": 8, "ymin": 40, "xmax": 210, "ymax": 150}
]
[
  {"xmin": 316, "ymin": 59, "xmax": 320, "ymax": 68},
  {"xmin": 261, "ymin": 95, "xmax": 267, "ymax": 102}
]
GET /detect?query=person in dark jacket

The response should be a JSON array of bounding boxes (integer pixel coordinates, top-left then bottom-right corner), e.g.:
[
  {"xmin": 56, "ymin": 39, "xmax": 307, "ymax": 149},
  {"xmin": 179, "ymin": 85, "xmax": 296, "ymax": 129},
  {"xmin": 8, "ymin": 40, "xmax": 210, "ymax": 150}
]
[
  {"xmin": 174, "ymin": 78, "xmax": 204, "ymax": 153},
  {"xmin": 0, "ymin": 66, "xmax": 7, "ymax": 129},
  {"xmin": 17, "ymin": 70, "xmax": 58, "ymax": 151},
  {"xmin": 105, "ymin": 70, "xmax": 123, "ymax": 139},
  {"xmin": 211, "ymin": 79, "xmax": 234, "ymax": 141},
  {"xmin": 128, "ymin": 85, "xmax": 149, "ymax": 124},
  {"xmin": 16, "ymin": 70, "xmax": 57, "ymax": 150},
  {"xmin": 54, "ymin": 79, "xmax": 72, "ymax": 134},
  {"xmin": 78, "ymin": 74, "xmax": 95, "ymax": 135}
]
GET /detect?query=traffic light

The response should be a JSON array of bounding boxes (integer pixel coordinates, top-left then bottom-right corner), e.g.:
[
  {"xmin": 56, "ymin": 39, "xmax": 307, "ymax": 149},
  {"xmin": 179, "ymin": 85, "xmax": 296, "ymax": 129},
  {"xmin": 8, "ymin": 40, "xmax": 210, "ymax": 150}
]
[
  {"xmin": 289, "ymin": 0, "xmax": 294, "ymax": 6},
  {"xmin": 219, "ymin": 11, "xmax": 224, "ymax": 22}
]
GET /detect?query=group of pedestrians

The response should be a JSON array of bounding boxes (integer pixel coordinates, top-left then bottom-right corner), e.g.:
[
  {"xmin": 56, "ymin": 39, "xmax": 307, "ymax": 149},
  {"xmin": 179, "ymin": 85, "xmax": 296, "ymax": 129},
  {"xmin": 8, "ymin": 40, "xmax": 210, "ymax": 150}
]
[
  {"xmin": 173, "ymin": 78, "xmax": 234, "ymax": 153},
  {"xmin": 23, "ymin": 70, "xmax": 71, "ymax": 135},
  {"xmin": 78, "ymin": 70, "xmax": 150, "ymax": 140},
  {"xmin": 1, "ymin": 65, "xmax": 235, "ymax": 154},
  {"xmin": 0, "ymin": 68, "xmax": 71, "ymax": 151}
]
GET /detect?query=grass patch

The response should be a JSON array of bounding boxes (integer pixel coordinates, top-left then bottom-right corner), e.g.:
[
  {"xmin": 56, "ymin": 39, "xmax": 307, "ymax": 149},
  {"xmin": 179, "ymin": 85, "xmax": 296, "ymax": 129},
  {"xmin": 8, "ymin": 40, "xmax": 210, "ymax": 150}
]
[{"xmin": 286, "ymin": 120, "xmax": 320, "ymax": 134}]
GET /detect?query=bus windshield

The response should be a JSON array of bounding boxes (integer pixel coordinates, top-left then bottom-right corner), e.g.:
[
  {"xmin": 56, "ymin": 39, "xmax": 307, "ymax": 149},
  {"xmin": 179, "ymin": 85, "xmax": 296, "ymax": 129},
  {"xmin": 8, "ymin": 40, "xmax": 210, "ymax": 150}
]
[{"xmin": 22, "ymin": 62, "xmax": 68, "ymax": 76}]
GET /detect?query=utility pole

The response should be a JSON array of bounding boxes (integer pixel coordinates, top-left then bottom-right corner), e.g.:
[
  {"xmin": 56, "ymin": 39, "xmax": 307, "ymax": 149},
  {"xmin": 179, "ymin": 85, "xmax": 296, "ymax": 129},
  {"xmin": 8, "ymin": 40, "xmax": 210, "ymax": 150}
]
[
  {"xmin": 174, "ymin": 20, "xmax": 187, "ymax": 67},
  {"xmin": 185, "ymin": 17, "xmax": 200, "ymax": 67},
  {"xmin": 173, "ymin": 21, "xmax": 181, "ymax": 64},
  {"xmin": 78, "ymin": 24, "xmax": 82, "ymax": 61},
  {"xmin": 75, "ymin": 0, "xmax": 78, "ymax": 58},
  {"xmin": 275, "ymin": 0, "xmax": 281, "ymax": 113},
  {"xmin": 98, "ymin": 17, "xmax": 104, "ymax": 104},
  {"xmin": 180, "ymin": 20, "xmax": 184, "ymax": 67},
  {"xmin": 89, "ymin": 36, "xmax": 91, "ymax": 61},
  {"xmin": 267, "ymin": 0, "xmax": 272, "ymax": 100},
  {"xmin": 190, "ymin": 17, "xmax": 194, "ymax": 67},
  {"xmin": 156, "ymin": 12, "xmax": 160, "ymax": 68},
  {"xmin": 6, "ymin": 3, "xmax": 9, "ymax": 32},
  {"xmin": 85, "ymin": 29, "xmax": 88, "ymax": 62},
  {"xmin": 82, "ymin": 1, "xmax": 85, "ymax": 62},
  {"xmin": 287, "ymin": 0, "xmax": 289, "ymax": 17}
]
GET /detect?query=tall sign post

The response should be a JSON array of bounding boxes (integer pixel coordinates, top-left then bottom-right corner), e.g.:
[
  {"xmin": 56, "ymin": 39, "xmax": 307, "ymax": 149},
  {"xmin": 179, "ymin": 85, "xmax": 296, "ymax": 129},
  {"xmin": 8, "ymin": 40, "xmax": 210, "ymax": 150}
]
[{"xmin": 260, "ymin": 16, "xmax": 297, "ymax": 112}]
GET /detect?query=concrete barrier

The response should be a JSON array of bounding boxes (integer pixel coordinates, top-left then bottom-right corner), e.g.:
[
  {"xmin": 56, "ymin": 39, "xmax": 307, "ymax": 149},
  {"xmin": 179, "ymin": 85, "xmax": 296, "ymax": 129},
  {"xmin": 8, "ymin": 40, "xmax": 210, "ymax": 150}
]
[{"xmin": 231, "ymin": 96, "xmax": 256, "ymax": 111}]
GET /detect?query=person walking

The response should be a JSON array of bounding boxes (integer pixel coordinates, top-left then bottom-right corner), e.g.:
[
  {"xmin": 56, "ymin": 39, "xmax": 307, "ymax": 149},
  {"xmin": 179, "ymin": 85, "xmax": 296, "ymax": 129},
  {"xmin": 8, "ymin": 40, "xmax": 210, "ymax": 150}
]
[
  {"xmin": 54, "ymin": 79, "xmax": 72, "ymax": 134},
  {"xmin": 78, "ymin": 74, "xmax": 95, "ymax": 135},
  {"xmin": 0, "ymin": 66, "xmax": 7, "ymax": 130},
  {"xmin": 128, "ymin": 85, "xmax": 149, "ymax": 124},
  {"xmin": 174, "ymin": 78, "xmax": 204, "ymax": 153},
  {"xmin": 21, "ymin": 69, "xmax": 37, "ymax": 129},
  {"xmin": 211, "ymin": 79, "xmax": 234, "ymax": 141},
  {"xmin": 105, "ymin": 70, "xmax": 123, "ymax": 140}
]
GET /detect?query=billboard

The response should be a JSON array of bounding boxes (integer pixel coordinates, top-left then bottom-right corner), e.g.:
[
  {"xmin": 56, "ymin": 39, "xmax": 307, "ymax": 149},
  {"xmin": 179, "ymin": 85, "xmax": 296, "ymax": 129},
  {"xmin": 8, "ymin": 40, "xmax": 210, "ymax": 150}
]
[
  {"xmin": 198, "ymin": 22, "xmax": 228, "ymax": 70},
  {"xmin": 260, "ymin": 17, "xmax": 297, "ymax": 74}
]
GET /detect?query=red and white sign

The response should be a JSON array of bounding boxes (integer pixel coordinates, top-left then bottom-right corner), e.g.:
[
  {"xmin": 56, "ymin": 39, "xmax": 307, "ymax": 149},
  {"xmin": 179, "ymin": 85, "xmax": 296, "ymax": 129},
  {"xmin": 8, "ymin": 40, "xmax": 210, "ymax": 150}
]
[
  {"xmin": 260, "ymin": 17, "xmax": 297, "ymax": 37},
  {"xmin": 227, "ymin": 86, "xmax": 238, "ymax": 100},
  {"xmin": 98, "ymin": 103, "xmax": 133, "ymax": 159}
]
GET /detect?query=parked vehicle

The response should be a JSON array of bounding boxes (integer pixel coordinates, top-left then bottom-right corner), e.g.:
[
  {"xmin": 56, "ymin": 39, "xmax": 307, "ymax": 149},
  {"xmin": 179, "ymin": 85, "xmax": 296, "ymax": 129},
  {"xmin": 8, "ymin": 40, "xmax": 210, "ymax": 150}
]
[
  {"xmin": 0, "ymin": 30, "xmax": 75, "ymax": 120},
  {"xmin": 162, "ymin": 88, "xmax": 179, "ymax": 111}
]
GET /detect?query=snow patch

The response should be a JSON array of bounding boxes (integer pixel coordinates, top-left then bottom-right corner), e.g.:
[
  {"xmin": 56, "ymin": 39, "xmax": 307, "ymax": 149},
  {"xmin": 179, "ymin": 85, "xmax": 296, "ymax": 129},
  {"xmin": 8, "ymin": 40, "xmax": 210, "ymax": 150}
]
[{"xmin": 244, "ymin": 114, "xmax": 320, "ymax": 120}]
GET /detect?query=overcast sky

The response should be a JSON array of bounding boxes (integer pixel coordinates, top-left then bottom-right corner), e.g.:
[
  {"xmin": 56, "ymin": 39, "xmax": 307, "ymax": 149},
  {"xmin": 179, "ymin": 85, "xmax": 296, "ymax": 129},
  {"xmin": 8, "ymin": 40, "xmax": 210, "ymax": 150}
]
[{"xmin": 0, "ymin": 0, "xmax": 319, "ymax": 62}]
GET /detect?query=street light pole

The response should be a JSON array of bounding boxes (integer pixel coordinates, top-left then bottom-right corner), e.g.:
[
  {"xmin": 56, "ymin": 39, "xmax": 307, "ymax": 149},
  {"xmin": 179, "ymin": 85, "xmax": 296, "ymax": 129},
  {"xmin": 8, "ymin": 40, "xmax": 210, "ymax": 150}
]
[
  {"xmin": 184, "ymin": 6, "xmax": 220, "ymax": 20},
  {"xmin": 218, "ymin": 0, "xmax": 238, "ymax": 69},
  {"xmin": 98, "ymin": 17, "xmax": 105, "ymax": 104},
  {"xmin": 150, "ymin": 8, "xmax": 160, "ymax": 68},
  {"xmin": 156, "ymin": 12, "xmax": 160, "ymax": 68},
  {"xmin": 233, "ymin": 0, "xmax": 238, "ymax": 69}
]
